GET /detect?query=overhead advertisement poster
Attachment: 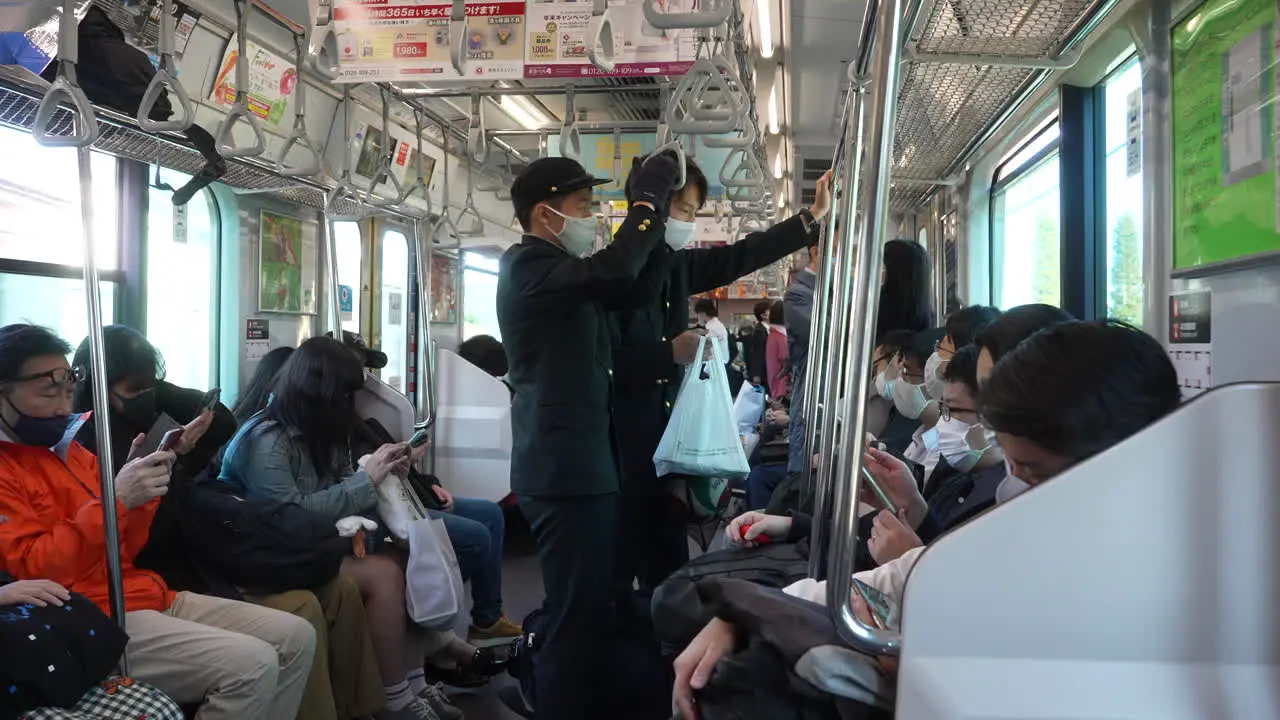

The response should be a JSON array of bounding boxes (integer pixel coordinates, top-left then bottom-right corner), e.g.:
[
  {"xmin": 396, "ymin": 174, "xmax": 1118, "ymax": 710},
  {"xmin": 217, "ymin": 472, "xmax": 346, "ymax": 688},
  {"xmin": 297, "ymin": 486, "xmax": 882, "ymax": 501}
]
[
  {"xmin": 209, "ymin": 34, "xmax": 296, "ymax": 128},
  {"xmin": 331, "ymin": 0, "xmax": 526, "ymax": 82},
  {"xmin": 1170, "ymin": 0, "xmax": 1280, "ymax": 272},
  {"xmin": 524, "ymin": 0, "xmax": 698, "ymax": 78}
]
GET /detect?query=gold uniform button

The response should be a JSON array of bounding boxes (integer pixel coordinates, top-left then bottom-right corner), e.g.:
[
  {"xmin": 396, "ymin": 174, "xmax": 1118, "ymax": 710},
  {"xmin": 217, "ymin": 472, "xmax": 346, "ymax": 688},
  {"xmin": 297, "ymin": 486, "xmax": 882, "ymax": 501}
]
[{"xmin": 665, "ymin": 401, "xmax": 672, "ymax": 409}]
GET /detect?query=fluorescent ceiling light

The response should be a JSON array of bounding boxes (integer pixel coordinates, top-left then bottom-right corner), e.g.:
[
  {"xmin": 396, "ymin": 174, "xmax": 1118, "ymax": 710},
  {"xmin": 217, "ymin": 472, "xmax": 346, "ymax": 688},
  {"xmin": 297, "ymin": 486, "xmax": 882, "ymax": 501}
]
[
  {"xmin": 773, "ymin": 148, "xmax": 783, "ymax": 179},
  {"xmin": 499, "ymin": 95, "xmax": 545, "ymax": 130},
  {"xmin": 757, "ymin": 0, "xmax": 774, "ymax": 59},
  {"xmin": 768, "ymin": 82, "xmax": 780, "ymax": 135}
]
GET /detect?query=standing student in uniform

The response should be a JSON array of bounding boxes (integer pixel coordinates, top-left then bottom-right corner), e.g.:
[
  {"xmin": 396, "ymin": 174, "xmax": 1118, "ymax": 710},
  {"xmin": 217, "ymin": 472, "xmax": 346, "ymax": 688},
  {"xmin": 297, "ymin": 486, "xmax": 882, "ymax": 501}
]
[
  {"xmin": 496, "ymin": 155, "xmax": 681, "ymax": 719},
  {"xmin": 611, "ymin": 154, "xmax": 832, "ymax": 594}
]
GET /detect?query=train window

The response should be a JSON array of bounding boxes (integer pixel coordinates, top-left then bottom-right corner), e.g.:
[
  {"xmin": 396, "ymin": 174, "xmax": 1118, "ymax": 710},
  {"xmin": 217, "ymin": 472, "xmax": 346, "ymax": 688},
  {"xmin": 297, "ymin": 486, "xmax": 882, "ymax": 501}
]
[
  {"xmin": 333, "ymin": 222, "xmax": 363, "ymax": 334},
  {"xmin": 462, "ymin": 252, "xmax": 501, "ymax": 341},
  {"xmin": 1102, "ymin": 58, "xmax": 1144, "ymax": 326},
  {"xmin": 380, "ymin": 228, "xmax": 410, "ymax": 394},
  {"xmin": 146, "ymin": 168, "xmax": 218, "ymax": 389},
  {"xmin": 991, "ymin": 121, "xmax": 1062, "ymax": 308},
  {"xmin": 0, "ymin": 126, "xmax": 119, "ymax": 268},
  {"xmin": 0, "ymin": 275, "xmax": 114, "ymax": 342}
]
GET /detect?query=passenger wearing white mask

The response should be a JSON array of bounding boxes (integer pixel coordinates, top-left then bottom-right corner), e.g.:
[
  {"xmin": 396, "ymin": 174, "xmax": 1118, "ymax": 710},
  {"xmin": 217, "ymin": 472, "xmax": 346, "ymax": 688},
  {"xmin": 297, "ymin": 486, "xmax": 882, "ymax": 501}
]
[
  {"xmin": 677, "ymin": 321, "xmax": 1183, "ymax": 715},
  {"xmin": 611, "ymin": 157, "xmax": 833, "ymax": 598}
]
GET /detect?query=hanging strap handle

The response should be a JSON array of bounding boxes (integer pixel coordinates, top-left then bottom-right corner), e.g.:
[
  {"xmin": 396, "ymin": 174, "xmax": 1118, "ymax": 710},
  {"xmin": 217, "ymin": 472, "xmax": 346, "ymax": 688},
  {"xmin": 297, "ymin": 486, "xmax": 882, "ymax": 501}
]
[
  {"xmin": 138, "ymin": 0, "xmax": 194, "ymax": 132},
  {"xmin": 34, "ymin": 0, "xmax": 99, "ymax": 147},
  {"xmin": 559, "ymin": 86, "xmax": 581, "ymax": 160},
  {"xmin": 433, "ymin": 128, "xmax": 460, "ymax": 242},
  {"xmin": 449, "ymin": 0, "xmax": 467, "ymax": 76},
  {"xmin": 586, "ymin": 0, "xmax": 616, "ymax": 73},
  {"xmin": 468, "ymin": 91, "xmax": 488, "ymax": 163},
  {"xmin": 396, "ymin": 112, "xmax": 435, "ymax": 217},
  {"xmin": 720, "ymin": 146, "xmax": 766, "ymax": 188},
  {"xmin": 666, "ymin": 56, "xmax": 743, "ymax": 135},
  {"xmin": 495, "ymin": 152, "xmax": 514, "ymax": 201},
  {"xmin": 367, "ymin": 88, "xmax": 405, "ymax": 206},
  {"xmin": 655, "ymin": 81, "xmax": 671, "ymax": 147},
  {"xmin": 276, "ymin": 33, "xmax": 322, "ymax": 177},
  {"xmin": 649, "ymin": 139, "xmax": 687, "ymax": 190},
  {"xmin": 458, "ymin": 143, "xmax": 485, "ymax": 236},
  {"xmin": 702, "ymin": 120, "xmax": 757, "ymax": 149},
  {"xmin": 216, "ymin": 0, "xmax": 268, "ymax": 158},
  {"xmin": 642, "ymin": 0, "xmax": 732, "ymax": 30},
  {"xmin": 326, "ymin": 87, "xmax": 365, "ymax": 218}
]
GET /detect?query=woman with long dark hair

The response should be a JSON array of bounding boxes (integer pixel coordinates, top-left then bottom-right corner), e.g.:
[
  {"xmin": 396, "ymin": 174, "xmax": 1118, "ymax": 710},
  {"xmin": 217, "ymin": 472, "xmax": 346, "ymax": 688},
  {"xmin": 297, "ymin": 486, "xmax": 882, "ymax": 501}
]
[
  {"xmin": 220, "ymin": 336, "xmax": 495, "ymax": 720},
  {"xmin": 876, "ymin": 239, "xmax": 935, "ymax": 342},
  {"xmin": 231, "ymin": 346, "xmax": 295, "ymax": 424}
]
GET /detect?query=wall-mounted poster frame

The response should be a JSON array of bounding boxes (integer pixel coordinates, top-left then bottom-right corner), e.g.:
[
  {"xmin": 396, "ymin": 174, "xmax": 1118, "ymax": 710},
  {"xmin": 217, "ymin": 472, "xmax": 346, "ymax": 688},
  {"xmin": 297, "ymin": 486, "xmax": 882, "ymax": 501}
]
[
  {"xmin": 258, "ymin": 210, "xmax": 318, "ymax": 314},
  {"xmin": 430, "ymin": 251, "xmax": 459, "ymax": 323},
  {"xmin": 1171, "ymin": 0, "xmax": 1280, "ymax": 277}
]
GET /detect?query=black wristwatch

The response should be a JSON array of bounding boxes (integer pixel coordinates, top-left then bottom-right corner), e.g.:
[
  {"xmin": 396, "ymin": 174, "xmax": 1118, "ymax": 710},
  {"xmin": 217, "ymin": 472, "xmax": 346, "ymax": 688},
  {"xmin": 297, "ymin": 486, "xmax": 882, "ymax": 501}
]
[{"xmin": 798, "ymin": 208, "xmax": 819, "ymax": 233}]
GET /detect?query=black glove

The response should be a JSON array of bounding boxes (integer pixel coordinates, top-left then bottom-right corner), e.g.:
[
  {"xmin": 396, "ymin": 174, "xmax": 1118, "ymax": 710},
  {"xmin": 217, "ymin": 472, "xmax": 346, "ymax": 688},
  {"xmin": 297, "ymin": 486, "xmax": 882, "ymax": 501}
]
[{"xmin": 627, "ymin": 154, "xmax": 681, "ymax": 216}]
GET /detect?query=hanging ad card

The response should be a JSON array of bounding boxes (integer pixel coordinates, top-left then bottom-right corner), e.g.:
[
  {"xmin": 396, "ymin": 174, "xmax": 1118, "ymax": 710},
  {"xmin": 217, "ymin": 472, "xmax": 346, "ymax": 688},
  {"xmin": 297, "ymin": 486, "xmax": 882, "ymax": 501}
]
[
  {"xmin": 209, "ymin": 34, "xmax": 297, "ymax": 129},
  {"xmin": 331, "ymin": 0, "xmax": 526, "ymax": 82},
  {"xmin": 523, "ymin": 0, "xmax": 698, "ymax": 79}
]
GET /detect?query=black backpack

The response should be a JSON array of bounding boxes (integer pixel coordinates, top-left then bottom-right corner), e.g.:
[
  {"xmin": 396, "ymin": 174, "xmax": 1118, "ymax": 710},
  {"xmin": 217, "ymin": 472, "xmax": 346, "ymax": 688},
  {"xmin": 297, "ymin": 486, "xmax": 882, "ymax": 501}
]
[
  {"xmin": 651, "ymin": 542, "xmax": 810, "ymax": 658},
  {"xmin": 178, "ymin": 480, "xmax": 350, "ymax": 598}
]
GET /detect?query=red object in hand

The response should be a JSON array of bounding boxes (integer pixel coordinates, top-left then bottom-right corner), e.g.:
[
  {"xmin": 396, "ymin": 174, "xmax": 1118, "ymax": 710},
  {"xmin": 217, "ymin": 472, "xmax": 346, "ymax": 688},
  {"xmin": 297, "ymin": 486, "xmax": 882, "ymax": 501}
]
[{"xmin": 740, "ymin": 523, "xmax": 773, "ymax": 544}]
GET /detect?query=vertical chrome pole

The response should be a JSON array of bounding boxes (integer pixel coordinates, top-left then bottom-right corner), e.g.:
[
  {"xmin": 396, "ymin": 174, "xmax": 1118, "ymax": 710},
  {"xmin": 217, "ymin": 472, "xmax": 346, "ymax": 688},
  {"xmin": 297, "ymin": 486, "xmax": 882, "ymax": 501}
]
[
  {"xmin": 807, "ymin": 80, "xmax": 867, "ymax": 580},
  {"xmin": 76, "ymin": 144, "xmax": 128, "ymax": 648},
  {"xmin": 412, "ymin": 218, "xmax": 437, "ymax": 430},
  {"xmin": 826, "ymin": 0, "xmax": 905, "ymax": 654},
  {"xmin": 323, "ymin": 198, "xmax": 342, "ymax": 337},
  {"xmin": 1141, "ymin": 2, "xmax": 1172, "ymax": 340}
]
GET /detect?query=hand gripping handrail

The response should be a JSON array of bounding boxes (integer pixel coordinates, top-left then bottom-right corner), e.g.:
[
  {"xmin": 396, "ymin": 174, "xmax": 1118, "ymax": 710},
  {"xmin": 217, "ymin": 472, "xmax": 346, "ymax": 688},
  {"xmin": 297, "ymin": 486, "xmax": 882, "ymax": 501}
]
[
  {"xmin": 586, "ymin": 0, "xmax": 617, "ymax": 73},
  {"xmin": 701, "ymin": 120, "xmax": 756, "ymax": 149},
  {"xmin": 825, "ymin": 0, "xmax": 905, "ymax": 658},
  {"xmin": 642, "ymin": 0, "xmax": 732, "ymax": 29},
  {"xmin": 648, "ymin": 139, "xmax": 687, "ymax": 189},
  {"xmin": 665, "ymin": 56, "xmax": 743, "ymax": 135},
  {"xmin": 33, "ymin": 0, "xmax": 99, "ymax": 147},
  {"xmin": 366, "ymin": 88, "xmax": 405, "ymax": 206},
  {"xmin": 276, "ymin": 33, "xmax": 323, "ymax": 177},
  {"xmin": 720, "ymin": 146, "xmax": 766, "ymax": 188},
  {"xmin": 655, "ymin": 81, "xmax": 672, "ymax": 146},
  {"xmin": 138, "ymin": 0, "xmax": 195, "ymax": 132},
  {"xmin": 559, "ymin": 86, "xmax": 581, "ymax": 160},
  {"xmin": 215, "ymin": 0, "xmax": 268, "ymax": 158},
  {"xmin": 467, "ymin": 91, "xmax": 488, "ymax": 164},
  {"xmin": 449, "ymin": 0, "xmax": 467, "ymax": 76},
  {"xmin": 396, "ymin": 113, "xmax": 435, "ymax": 217}
]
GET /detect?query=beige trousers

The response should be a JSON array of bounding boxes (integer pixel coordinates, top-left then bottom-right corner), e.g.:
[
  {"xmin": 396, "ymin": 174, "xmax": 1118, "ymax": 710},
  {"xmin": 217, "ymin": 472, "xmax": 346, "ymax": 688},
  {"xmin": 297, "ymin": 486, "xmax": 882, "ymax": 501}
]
[{"xmin": 124, "ymin": 591, "xmax": 317, "ymax": 720}]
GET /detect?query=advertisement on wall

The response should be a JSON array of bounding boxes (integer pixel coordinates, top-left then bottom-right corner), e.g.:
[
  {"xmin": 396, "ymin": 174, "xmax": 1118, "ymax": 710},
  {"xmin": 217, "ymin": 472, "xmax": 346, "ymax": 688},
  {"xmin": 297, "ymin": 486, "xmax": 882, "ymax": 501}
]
[
  {"xmin": 209, "ymin": 34, "xmax": 296, "ymax": 128},
  {"xmin": 331, "ymin": 0, "xmax": 526, "ymax": 82},
  {"xmin": 523, "ymin": 0, "xmax": 698, "ymax": 78}
]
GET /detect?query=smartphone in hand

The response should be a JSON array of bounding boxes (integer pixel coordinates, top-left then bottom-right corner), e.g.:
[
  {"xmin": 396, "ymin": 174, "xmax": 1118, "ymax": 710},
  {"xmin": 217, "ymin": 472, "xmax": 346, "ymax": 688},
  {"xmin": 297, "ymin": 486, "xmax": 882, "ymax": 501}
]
[
  {"xmin": 852, "ymin": 578, "xmax": 900, "ymax": 631},
  {"xmin": 158, "ymin": 428, "xmax": 185, "ymax": 453},
  {"xmin": 409, "ymin": 428, "xmax": 430, "ymax": 448}
]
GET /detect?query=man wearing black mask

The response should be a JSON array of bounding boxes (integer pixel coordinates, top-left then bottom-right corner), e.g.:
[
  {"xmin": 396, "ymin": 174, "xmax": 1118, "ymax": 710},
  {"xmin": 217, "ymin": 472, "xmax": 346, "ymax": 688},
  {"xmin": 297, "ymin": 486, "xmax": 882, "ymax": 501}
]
[
  {"xmin": 497, "ymin": 154, "xmax": 681, "ymax": 719},
  {"xmin": 611, "ymin": 154, "xmax": 833, "ymax": 595}
]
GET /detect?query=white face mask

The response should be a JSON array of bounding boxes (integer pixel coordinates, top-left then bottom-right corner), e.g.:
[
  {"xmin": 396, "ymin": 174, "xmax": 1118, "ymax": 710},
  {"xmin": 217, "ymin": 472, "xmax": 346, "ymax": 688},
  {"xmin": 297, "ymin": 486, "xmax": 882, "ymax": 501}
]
[
  {"xmin": 892, "ymin": 379, "xmax": 929, "ymax": 419},
  {"xmin": 546, "ymin": 207, "xmax": 598, "ymax": 258},
  {"xmin": 665, "ymin": 218, "xmax": 696, "ymax": 251},
  {"xmin": 935, "ymin": 417, "xmax": 984, "ymax": 472},
  {"xmin": 921, "ymin": 427, "xmax": 940, "ymax": 452},
  {"xmin": 874, "ymin": 371, "xmax": 895, "ymax": 400},
  {"xmin": 923, "ymin": 352, "xmax": 946, "ymax": 400}
]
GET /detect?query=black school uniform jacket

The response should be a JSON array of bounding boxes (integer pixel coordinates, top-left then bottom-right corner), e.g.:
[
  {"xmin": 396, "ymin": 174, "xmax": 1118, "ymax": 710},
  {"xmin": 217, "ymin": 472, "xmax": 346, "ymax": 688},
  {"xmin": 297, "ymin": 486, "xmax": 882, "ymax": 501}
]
[
  {"xmin": 612, "ymin": 214, "xmax": 817, "ymax": 482},
  {"xmin": 497, "ymin": 206, "xmax": 664, "ymax": 497}
]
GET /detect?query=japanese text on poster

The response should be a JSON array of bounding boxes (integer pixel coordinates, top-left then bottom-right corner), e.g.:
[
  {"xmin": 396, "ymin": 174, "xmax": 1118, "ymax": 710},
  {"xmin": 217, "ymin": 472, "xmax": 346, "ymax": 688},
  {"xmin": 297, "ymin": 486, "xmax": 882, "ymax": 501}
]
[
  {"xmin": 524, "ymin": 0, "xmax": 697, "ymax": 78},
  {"xmin": 209, "ymin": 34, "xmax": 296, "ymax": 128},
  {"xmin": 331, "ymin": 0, "xmax": 526, "ymax": 82}
]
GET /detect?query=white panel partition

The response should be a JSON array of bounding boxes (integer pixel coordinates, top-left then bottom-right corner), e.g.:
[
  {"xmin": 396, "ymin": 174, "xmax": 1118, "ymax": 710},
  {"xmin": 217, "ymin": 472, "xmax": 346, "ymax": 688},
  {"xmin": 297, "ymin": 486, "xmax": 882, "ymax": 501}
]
[
  {"xmin": 432, "ymin": 349, "xmax": 513, "ymax": 503},
  {"xmin": 897, "ymin": 383, "xmax": 1280, "ymax": 719}
]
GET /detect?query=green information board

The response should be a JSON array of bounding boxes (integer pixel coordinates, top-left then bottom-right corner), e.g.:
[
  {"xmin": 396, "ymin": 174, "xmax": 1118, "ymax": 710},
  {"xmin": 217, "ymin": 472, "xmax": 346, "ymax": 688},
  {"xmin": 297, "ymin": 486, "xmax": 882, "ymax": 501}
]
[{"xmin": 1172, "ymin": 0, "xmax": 1280, "ymax": 271}]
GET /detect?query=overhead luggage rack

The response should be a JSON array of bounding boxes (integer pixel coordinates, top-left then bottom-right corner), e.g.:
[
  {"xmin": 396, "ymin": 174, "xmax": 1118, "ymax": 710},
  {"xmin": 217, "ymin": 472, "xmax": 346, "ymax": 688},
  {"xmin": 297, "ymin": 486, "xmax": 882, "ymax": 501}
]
[{"xmin": 888, "ymin": 0, "xmax": 1116, "ymax": 212}]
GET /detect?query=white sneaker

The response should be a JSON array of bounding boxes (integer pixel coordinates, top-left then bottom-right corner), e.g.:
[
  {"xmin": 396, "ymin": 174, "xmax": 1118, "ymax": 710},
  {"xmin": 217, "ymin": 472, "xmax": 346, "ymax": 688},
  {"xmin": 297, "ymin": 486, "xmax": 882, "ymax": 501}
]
[
  {"xmin": 378, "ymin": 698, "xmax": 442, "ymax": 720},
  {"xmin": 419, "ymin": 682, "xmax": 465, "ymax": 720}
]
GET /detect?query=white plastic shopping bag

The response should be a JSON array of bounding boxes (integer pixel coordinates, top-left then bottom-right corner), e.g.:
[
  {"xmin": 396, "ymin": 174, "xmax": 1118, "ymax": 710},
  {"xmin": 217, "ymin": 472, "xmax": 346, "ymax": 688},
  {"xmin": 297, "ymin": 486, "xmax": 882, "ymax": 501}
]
[
  {"xmin": 404, "ymin": 515, "xmax": 466, "ymax": 631},
  {"xmin": 361, "ymin": 454, "xmax": 423, "ymax": 541},
  {"xmin": 733, "ymin": 382, "xmax": 766, "ymax": 434},
  {"xmin": 653, "ymin": 336, "xmax": 751, "ymax": 479}
]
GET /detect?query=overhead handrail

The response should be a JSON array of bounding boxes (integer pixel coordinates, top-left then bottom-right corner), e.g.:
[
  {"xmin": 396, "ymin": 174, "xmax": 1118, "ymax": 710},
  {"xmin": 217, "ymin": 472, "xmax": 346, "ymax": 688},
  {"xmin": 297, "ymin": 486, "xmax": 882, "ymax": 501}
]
[
  {"xmin": 137, "ymin": 0, "xmax": 194, "ymax": 132},
  {"xmin": 586, "ymin": 0, "xmax": 617, "ymax": 73},
  {"xmin": 666, "ymin": 56, "xmax": 744, "ymax": 135},
  {"xmin": 825, "ymin": 0, "xmax": 905, "ymax": 657},
  {"xmin": 276, "ymin": 32, "xmax": 323, "ymax": 177},
  {"xmin": 720, "ymin": 146, "xmax": 766, "ymax": 188},
  {"xmin": 649, "ymin": 139, "xmax": 687, "ymax": 189},
  {"xmin": 396, "ymin": 111, "xmax": 435, "ymax": 217},
  {"xmin": 33, "ymin": 0, "xmax": 99, "ymax": 147},
  {"xmin": 448, "ymin": 0, "xmax": 467, "ymax": 76},
  {"xmin": 366, "ymin": 87, "xmax": 406, "ymax": 206},
  {"xmin": 215, "ymin": 0, "xmax": 268, "ymax": 158},
  {"xmin": 702, "ymin": 119, "xmax": 756, "ymax": 149},
  {"xmin": 468, "ymin": 91, "xmax": 489, "ymax": 163},
  {"xmin": 642, "ymin": 0, "xmax": 732, "ymax": 29},
  {"xmin": 655, "ymin": 81, "xmax": 672, "ymax": 146},
  {"xmin": 559, "ymin": 86, "xmax": 581, "ymax": 160},
  {"xmin": 432, "ymin": 129, "xmax": 462, "ymax": 244}
]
